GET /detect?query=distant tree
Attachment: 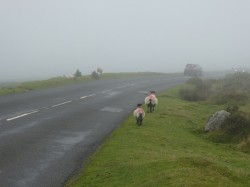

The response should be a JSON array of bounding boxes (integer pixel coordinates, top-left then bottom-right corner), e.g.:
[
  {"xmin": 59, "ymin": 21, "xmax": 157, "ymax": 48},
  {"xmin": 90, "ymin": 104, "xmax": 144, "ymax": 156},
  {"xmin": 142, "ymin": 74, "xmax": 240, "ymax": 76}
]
[
  {"xmin": 74, "ymin": 69, "xmax": 82, "ymax": 78},
  {"xmin": 97, "ymin": 67, "xmax": 103, "ymax": 75},
  {"xmin": 91, "ymin": 70, "xmax": 99, "ymax": 79}
]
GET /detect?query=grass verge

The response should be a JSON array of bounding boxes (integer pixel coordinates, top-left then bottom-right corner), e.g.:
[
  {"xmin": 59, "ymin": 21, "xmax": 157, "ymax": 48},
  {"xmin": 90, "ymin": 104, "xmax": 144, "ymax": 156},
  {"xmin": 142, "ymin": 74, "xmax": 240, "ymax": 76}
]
[
  {"xmin": 65, "ymin": 87, "xmax": 250, "ymax": 187},
  {"xmin": 0, "ymin": 72, "xmax": 168, "ymax": 96}
]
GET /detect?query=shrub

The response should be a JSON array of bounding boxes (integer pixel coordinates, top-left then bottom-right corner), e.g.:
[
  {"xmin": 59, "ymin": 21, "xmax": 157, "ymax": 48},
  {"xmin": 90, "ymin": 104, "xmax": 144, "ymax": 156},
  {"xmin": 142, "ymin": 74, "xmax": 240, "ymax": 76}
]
[
  {"xmin": 179, "ymin": 85, "xmax": 200, "ymax": 101},
  {"xmin": 211, "ymin": 92, "xmax": 248, "ymax": 105},
  {"xmin": 179, "ymin": 78, "xmax": 212, "ymax": 101},
  {"xmin": 186, "ymin": 77, "xmax": 203, "ymax": 86},
  {"xmin": 223, "ymin": 73, "xmax": 250, "ymax": 92},
  {"xmin": 74, "ymin": 69, "xmax": 82, "ymax": 78},
  {"xmin": 181, "ymin": 74, "xmax": 250, "ymax": 104},
  {"xmin": 226, "ymin": 105, "xmax": 239, "ymax": 113},
  {"xmin": 222, "ymin": 110, "xmax": 250, "ymax": 141},
  {"xmin": 91, "ymin": 71, "xmax": 99, "ymax": 79},
  {"xmin": 205, "ymin": 106, "xmax": 250, "ymax": 144}
]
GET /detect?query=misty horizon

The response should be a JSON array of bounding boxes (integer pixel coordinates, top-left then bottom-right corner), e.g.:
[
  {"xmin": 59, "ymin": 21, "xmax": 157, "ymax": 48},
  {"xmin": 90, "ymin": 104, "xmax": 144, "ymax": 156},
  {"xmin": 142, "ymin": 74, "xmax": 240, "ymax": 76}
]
[{"xmin": 1, "ymin": 0, "xmax": 250, "ymax": 82}]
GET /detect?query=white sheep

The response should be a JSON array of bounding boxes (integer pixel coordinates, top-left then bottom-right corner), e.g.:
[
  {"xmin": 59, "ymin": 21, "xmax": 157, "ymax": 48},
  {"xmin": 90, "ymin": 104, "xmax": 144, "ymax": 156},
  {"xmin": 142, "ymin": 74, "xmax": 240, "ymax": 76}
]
[
  {"xmin": 144, "ymin": 91, "xmax": 158, "ymax": 112},
  {"xmin": 133, "ymin": 104, "xmax": 145, "ymax": 126}
]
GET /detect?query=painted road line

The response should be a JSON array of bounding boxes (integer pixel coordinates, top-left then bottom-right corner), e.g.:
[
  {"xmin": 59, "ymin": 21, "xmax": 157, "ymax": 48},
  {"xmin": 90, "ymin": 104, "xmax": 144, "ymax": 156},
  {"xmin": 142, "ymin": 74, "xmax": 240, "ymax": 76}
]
[
  {"xmin": 102, "ymin": 89, "xmax": 112, "ymax": 93},
  {"xmin": 51, "ymin": 100, "xmax": 72, "ymax": 108},
  {"xmin": 80, "ymin": 94, "xmax": 96, "ymax": 99},
  {"xmin": 88, "ymin": 94, "xmax": 96, "ymax": 97},
  {"xmin": 6, "ymin": 110, "xmax": 39, "ymax": 122},
  {"xmin": 117, "ymin": 85, "xmax": 127, "ymax": 89}
]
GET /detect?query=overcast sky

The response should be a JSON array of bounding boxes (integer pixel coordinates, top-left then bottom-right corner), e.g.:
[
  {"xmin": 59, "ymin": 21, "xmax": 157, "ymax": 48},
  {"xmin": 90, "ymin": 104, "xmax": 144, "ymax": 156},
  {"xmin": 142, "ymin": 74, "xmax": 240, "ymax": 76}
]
[{"xmin": 0, "ymin": 0, "xmax": 250, "ymax": 81}]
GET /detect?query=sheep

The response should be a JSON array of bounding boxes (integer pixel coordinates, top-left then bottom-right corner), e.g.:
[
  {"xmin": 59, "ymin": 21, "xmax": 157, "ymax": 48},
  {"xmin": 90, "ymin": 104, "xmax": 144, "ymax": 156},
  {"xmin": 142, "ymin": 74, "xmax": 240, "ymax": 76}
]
[
  {"xmin": 144, "ymin": 91, "xmax": 158, "ymax": 112},
  {"xmin": 133, "ymin": 103, "xmax": 145, "ymax": 126}
]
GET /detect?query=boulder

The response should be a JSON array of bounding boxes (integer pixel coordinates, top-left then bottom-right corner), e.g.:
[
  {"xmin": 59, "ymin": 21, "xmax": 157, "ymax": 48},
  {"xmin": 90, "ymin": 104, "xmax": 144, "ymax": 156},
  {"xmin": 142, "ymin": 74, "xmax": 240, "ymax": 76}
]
[{"xmin": 205, "ymin": 110, "xmax": 230, "ymax": 132}]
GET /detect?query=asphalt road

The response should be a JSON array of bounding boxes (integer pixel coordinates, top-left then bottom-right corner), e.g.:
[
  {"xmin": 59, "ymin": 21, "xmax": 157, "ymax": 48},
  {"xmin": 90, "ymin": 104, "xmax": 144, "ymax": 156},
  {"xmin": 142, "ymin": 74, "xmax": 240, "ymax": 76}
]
[{"xmin": 0, "ymin": 74, "xmax": 187, "ymax": 187}]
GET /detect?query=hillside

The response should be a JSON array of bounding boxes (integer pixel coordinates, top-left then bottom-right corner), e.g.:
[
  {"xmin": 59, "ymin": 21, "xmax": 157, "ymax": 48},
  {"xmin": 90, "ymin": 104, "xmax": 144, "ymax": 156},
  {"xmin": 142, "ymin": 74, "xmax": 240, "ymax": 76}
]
[{"xmin": 66, "ymin": 73, "xmax": 250, "ymax": 187}]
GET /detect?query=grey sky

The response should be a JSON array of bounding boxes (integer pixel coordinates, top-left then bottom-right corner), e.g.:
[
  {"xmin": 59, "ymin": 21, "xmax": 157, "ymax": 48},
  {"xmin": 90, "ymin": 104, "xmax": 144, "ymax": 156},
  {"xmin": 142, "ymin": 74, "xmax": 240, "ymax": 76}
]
[{"xmin": 1, "ymin": 0, "xmax": 250, "ymax": 81}]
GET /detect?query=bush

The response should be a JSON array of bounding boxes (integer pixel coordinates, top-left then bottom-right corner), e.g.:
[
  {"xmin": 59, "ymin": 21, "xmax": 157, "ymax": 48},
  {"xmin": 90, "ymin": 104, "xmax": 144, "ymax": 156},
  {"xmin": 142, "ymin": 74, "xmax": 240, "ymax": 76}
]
[
  {"xmin": 186, "ymin": 77, "xmax": 203, "ymax": 86},
  {"xmin": 180, "ymin": 74, "xmax": 250, "ymax": 104},
  {"xmin": 211, "ymin": 92, "xmax": 248, "ymax": 105},
  {"xmin": 179, "ymin": 85, "xmax": 200, "ymax": 101},
  {"xmin": 222, "ymin": 110, "xmax": 250, "ymax": 141},
  {"xmin": 74, "ymin": 69, "xmax": 82, "ymax": 78},
  {"xmin": 91, "ymin": 71, "xmax": 99, "ymax": 79},
  {"xmin": 205, "ymin": 106, "xmax": 250, "ymax": 144},
  {"xmin": 179, "ymin": 78, "xmax": 211, "ymax": 101},
  {"xmin": 223, "ymin": 73, "xmax": 250, "ymax": 92}
]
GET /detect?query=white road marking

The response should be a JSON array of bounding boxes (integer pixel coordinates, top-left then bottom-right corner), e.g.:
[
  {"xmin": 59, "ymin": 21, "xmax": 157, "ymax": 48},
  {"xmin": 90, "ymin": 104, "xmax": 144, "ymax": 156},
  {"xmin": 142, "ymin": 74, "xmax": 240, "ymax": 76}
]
[
  {"xmin": 102, "ymin": 89, "xmax": 112, "ymax": 93},
  {"xmin": 117, "ymin": 85, "xmax": 127, "ymax": 89},
  {"xmin": 51, "ymin": 100, "xmax": 72, "ymax": 108},
  {"xmin": 88, "ymin": 94, "xmax": 96, "ymax": 97},
  {"xmin": 6, "ymin": 110, "xmax": 39, "ymax": 122},
  {"xmin": 80, "ymin": 94, "xmax": 96, "ymax": 99}
]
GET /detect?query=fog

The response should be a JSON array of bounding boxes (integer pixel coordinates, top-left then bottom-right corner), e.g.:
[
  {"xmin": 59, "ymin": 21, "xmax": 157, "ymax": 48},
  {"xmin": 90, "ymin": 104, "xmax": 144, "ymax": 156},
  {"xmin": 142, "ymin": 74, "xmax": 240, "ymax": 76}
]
[{"xmin": 1, "ymin": 0, "xmax": 250, "ymax": 82}]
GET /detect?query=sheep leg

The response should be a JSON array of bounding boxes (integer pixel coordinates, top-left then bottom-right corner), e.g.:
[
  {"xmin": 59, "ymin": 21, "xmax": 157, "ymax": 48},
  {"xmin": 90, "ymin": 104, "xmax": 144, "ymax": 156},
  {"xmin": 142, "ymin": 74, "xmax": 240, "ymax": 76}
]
[{"xmin": 138, "ymin": 115, "xmax": 143, "ymax": 126}]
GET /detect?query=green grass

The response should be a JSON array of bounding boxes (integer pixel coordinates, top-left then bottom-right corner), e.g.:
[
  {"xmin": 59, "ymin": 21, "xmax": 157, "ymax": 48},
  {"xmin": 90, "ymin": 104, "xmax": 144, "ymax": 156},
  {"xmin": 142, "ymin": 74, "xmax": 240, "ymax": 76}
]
[
  {"xmin": 65, "ymin": 87, "xmax": 250, "ymax": 187},
  {"xmin": 0, "ymin": 72, "xmax": 169, "ymax": 96},
  {"xmin": 0, "ymin": 76, "xmax": 92, "ymax": 95}
]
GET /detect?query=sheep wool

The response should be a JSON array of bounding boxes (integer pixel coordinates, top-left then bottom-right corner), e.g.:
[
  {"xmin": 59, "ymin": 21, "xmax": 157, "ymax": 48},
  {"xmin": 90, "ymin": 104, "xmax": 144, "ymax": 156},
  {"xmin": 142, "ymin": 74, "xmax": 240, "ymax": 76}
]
[
  {"xmin": 133, "ymin": 108, "xmax": 145, "ymax": 118},
  {"xmin": 144, "ymin": 94, "xmax": 158, "ymax": 105}
]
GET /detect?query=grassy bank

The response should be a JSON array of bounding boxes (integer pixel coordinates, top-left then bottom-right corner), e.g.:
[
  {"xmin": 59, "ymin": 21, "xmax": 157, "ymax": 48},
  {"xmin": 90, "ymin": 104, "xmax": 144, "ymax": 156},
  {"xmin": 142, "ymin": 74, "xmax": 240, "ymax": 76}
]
[
  {"xmin": 0, "ymin": 72, "xmax": 166, "ymax": 96},
  {"xmin": 0, "ymin": 76, "xmax": 92, "ymax": 95},
  {"xmin": 65, "ymin": 86, "xmax": 250, "ymax": 187}
]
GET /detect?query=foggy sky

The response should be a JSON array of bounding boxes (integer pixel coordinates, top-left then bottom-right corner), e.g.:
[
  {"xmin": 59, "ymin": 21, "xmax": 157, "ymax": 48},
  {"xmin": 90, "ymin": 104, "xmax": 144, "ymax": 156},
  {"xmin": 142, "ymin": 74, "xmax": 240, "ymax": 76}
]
[{"xmin": 1, "ymin": 0, "xmax": 250, "ymax": 82}]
